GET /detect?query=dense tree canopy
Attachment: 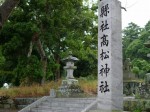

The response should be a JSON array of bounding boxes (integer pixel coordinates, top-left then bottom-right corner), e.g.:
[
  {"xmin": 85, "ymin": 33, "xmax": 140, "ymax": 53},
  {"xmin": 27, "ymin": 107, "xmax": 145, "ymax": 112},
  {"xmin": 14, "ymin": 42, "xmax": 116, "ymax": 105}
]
[
  {"xmin": 123, "ymin": 21, "xmax": 150, "ymax": 79},
  {"xmin": 0, "ymin": 0, "xmax": 98, "ymax": 86}
]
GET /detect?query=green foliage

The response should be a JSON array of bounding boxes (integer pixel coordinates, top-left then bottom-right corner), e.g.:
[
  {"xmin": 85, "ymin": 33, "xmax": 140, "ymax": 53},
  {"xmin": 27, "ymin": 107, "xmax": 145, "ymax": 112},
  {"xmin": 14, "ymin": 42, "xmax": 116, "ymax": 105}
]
[
  {"xmin": 124, "ymin": 100, "xmax": 148, "ymax": 112},
  {"xmin": 123, "ymin": 21, "xmax": 150, "ymax": 79},
  {"xmin": 0, "ymin": 0, "xmax": 4, "ymax": 5},
  {"xmin": 123, "ymin": 22, "xmax": 142, "ymax": 40},
  {"xmin": 132, "ymin": 66, "xmax": 140, "ymax": 74},
  {"xmin": 125, "ymin": 39, "xmax": 139, "ymax": 59},
  {"xmin": 13, "ymin": 56, "xmax": 43, "ymax": 86},
  {"xmin": 133, "ymin": 109, "xmax": 142, "ymax": 112},
  {"xmin": 0, "ymin": 46, "xmax": 5, "ymax": 68},
  {"xmin": 123, "ymin": 22, "xmax": 142, "ymax": 60},
  {"xmin": 131, "ymin": 60, "xmax": 149, "ymax": 79},
  {"xmin": 0, "ymin": 70, "xmax": 14, "ymax": 87},
  {"xmin": 0, "ymin": 0, "xmax": 97, "ymax": 85}
]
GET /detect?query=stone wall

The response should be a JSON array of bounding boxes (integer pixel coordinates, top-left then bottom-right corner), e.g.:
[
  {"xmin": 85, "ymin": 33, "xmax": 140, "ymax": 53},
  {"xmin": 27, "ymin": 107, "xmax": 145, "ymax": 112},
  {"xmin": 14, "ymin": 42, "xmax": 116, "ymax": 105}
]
[
  {"xmin": 0, "ymin": 99, "xmax": 15, "ymax": 109},
  {"xmin": 0, "ymin": 97, "xmax": 39, "ymax": 110}
]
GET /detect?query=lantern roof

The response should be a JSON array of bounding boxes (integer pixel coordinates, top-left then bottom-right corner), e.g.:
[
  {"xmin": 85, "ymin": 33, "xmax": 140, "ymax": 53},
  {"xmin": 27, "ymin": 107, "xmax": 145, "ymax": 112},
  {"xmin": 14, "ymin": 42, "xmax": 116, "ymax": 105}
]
[{"xmin": 62, "ymin": 51, "xmax": 79, "ymax": 62}]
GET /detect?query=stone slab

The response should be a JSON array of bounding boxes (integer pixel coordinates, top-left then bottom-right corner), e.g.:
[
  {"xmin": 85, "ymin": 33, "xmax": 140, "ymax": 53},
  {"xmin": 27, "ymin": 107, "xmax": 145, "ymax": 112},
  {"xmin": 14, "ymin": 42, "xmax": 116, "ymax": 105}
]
[{"xmin": 98, "ymin": 0, "xmax": 123, "ymax": 111}]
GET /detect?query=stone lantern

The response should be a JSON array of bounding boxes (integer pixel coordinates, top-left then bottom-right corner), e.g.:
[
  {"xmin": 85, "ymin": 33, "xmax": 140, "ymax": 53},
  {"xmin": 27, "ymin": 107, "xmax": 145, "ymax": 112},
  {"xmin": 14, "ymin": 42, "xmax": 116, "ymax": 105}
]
[
  {"xmin": 58, "ymin": 52, "xmax": 80, "ymax": 96},
  {"xmin": 62, "ymin": 52, "xmax": 78, "ymax": 79},
  {"xmin": 62, "ymin": 51, "xmax": 79, "ymax": 85}
]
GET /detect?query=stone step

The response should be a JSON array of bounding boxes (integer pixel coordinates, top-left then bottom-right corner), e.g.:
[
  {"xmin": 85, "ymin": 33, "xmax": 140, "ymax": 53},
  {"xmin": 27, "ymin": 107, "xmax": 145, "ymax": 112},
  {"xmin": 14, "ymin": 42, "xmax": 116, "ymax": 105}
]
[
  {"xmin": 30, "ymin": 110, "xmax": 79, "ymax": 112},
  {"xmin": 88, "ymin": 110, "xmax": 130, "ymax": 112},
  {"xmin": 88, "ymin": 110, "xmax": 117, "ymax": 112},
  {"xmin": 88, "ymin": 110, "xmax": 101, "ymax": 112},
  {"xmin": 19, "ymin": 97, "xmax": 96, "ymax": 112},
  {"xmin": 17, "ymin": 105, "xmax": 27, "ymax": 109},
  {"xmin": 14, "ymin": 98, "xmax": 39, "ymax": 110},
  {"xmin": 39, "ymin": 103, "xmax": 87, "ymax": 108},
  {"xmin": 41, "ymin": 100, "xmax": 92, "ymax": 105},
  {"xmin": 30, "ymin": 107, "xmax": 81, "ymax": 112},
  {"xmin": 30, "ymin": 108, "xmax": 53, "ymax": 112},
  {"xmin": 45, "ymin": 98, "xmax": 95, "ymax": 102},
  {"xmin": 30, "ymin": 103, "xmax": 90, "ymax": 112}
]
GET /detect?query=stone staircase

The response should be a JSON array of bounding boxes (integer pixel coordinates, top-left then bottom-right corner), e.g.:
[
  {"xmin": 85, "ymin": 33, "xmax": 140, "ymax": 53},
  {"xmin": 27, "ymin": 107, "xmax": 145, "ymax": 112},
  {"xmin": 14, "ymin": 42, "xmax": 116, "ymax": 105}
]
[
  {"xmin": 19, "ymin": 96, "xmax": 96, "ymax": 112},
  {"xmin": 18, "ymin": 96, "xmax": 133, "ymax": 112},
  {"xmin": 14, "ymin": 98, "xmax": 39, "ymax": 109}
]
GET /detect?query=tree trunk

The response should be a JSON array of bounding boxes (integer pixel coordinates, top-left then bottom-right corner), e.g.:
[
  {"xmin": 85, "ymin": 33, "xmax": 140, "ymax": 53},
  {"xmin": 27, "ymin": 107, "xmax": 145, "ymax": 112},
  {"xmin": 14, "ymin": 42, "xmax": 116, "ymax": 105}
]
[
  {"xmin": 0, "ymin": 0, "xmax": 20, "ymax": 29},
  {"xmin": 27, "ymin": 41, "xmax": 33, "ymax": 57},
  {"xmin": 36, "ymin": 38, "xmax": 47, "ymax": 84},
  {"xmin": 28, "ymin": 33, "xmax": 47, "ymax": 84},
  {"xmin": 54, "ymin": 53, "xmax": 60, "ymax": 81}
]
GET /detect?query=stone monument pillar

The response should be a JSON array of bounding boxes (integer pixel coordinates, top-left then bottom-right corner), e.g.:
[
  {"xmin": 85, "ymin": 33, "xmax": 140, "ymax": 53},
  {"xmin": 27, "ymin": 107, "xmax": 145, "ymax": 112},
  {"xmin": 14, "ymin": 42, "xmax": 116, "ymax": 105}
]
[{"xmin": 98, "ymin": 0, "xmax": 123, "ymax": 111}]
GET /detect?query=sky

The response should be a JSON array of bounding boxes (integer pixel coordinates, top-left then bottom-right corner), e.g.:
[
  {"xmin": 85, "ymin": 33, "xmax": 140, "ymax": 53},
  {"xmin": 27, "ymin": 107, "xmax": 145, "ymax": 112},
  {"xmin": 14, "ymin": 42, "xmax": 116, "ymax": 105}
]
[
  {"xmin": 90, "ymin": 0, "xmax": 150, "ymax": 29},
  {"xmin": 119, "ymin": 0, "xmax": 150, "ymax": 29}
]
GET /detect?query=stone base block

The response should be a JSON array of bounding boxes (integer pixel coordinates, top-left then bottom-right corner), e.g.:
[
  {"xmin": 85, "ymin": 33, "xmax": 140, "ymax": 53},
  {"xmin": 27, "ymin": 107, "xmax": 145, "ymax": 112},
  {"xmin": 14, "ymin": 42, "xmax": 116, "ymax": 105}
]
[{"xmin": 62, "ymin": 79, "xmax": 78, "ymax": 85}]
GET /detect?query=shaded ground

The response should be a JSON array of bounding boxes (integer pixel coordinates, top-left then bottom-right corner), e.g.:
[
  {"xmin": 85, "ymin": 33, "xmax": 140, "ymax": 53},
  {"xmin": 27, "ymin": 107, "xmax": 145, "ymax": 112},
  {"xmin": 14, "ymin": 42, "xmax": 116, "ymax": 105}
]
[{"xmin": 0, "ymin": 109, "xmax": 19, "ymax": 112}]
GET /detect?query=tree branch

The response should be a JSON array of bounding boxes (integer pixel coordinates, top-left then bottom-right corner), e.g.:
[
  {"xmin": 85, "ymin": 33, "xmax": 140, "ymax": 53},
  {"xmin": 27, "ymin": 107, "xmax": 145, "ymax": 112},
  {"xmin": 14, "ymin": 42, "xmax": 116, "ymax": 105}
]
[{"xmin": 0, "ymin": 0, "xmax": 20, "ymax": 29}]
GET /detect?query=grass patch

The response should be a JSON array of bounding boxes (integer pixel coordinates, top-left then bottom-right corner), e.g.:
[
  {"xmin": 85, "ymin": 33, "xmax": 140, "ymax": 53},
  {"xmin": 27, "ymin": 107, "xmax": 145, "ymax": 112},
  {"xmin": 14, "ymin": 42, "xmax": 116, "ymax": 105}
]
[
  {"xmin": 78, "ymin": 78, "xmax": 97, "ymax": 95},
  {"xmin": 0, "ymin": 79, "xmax": 97, "ymax": 98},
  {"xmin": 0, "ymin": 80, "xmax": 61, "ymax": 98}
]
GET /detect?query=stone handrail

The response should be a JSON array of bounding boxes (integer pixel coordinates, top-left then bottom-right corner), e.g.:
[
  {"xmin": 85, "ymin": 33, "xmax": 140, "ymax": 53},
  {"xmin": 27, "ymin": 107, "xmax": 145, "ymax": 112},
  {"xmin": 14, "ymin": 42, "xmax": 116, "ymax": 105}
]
[
  {"xmin": 18, "ymin": 96, "xmax": 48, "ymax": 112},
  {"xmin": 81, "ymin": 99, "xmax": 98, "ymax": 112}
]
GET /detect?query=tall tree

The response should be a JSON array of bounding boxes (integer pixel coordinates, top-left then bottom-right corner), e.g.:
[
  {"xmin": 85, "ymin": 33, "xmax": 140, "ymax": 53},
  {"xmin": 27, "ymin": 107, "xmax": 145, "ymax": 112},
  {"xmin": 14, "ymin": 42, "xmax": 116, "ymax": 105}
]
[
  {"xmin": 0, "ymin": 0, "xmax": 97, "ymax": 85},
  {"xmin": 122, "ymin": 21, "xmax": 150, "ymax": 79},
  {"xmin": 122, "ymin": 22, "xmax": 142, "ymax": 60}
]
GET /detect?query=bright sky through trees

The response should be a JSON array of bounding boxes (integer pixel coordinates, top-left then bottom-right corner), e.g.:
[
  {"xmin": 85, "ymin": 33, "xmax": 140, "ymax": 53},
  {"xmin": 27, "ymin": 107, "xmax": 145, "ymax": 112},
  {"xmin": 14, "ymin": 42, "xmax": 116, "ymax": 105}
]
[
  {"xmin": 92, "ymin": 0, "xmax": 150, "ymax": 28},
  {"xmin": 119, "ymin": 0, "xmax": 150, "ymax": 28}
]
